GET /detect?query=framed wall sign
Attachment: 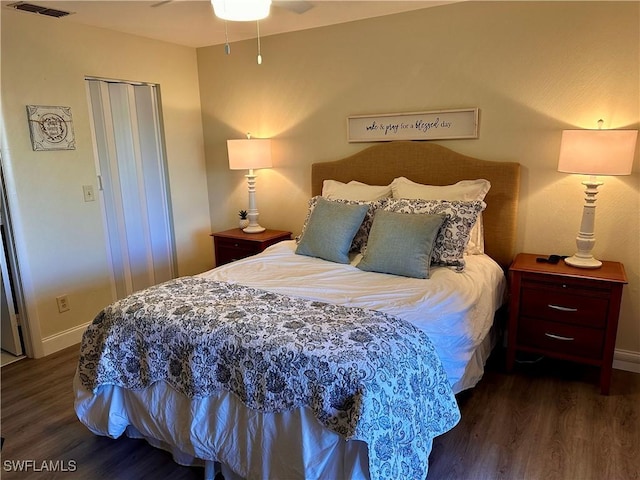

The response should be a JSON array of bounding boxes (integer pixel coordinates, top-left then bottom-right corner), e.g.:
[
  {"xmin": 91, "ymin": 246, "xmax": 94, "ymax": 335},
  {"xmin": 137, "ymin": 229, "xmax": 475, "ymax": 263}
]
[
  {"xmin": 26, "ymin": 105, "xmax": 76, "ymax": 151},
  {"xmin": 347, "ymin": 108, "xmax": 479, "ymax": 143}
]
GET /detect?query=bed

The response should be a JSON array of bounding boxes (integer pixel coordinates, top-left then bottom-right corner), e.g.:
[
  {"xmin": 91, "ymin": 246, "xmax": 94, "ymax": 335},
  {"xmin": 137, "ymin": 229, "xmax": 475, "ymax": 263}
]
[{"xmin": 74, "ymin": 141, "xmax": 520, "ymax": 480}]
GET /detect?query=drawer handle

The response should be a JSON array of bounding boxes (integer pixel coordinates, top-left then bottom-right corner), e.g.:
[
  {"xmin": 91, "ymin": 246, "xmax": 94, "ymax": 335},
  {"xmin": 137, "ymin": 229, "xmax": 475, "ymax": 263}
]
[
  {"xmin": 548, "ymin": 304, "xmax": 578, "ymax": 312},
  {"xmin": 545, "ymin": 332, "xmax": 575, "ymax": 341}
]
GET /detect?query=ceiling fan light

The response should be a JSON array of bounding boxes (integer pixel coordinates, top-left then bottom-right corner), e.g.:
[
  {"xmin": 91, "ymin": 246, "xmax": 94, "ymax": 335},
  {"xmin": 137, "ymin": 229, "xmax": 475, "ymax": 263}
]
[{"xmin": 212, "ymin": 0, "xmax": 271, "ymax": 22}]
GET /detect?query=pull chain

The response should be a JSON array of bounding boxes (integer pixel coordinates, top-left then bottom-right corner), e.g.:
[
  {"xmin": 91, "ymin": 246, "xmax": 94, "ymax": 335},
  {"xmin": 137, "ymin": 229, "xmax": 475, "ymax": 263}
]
[
  {"xmin": 256, "ymin": 20, "xmax": 263, "ymax": 65},
  {"xmin": 224, "ymin": 20, "xmax": 231, "ymax": 55}
]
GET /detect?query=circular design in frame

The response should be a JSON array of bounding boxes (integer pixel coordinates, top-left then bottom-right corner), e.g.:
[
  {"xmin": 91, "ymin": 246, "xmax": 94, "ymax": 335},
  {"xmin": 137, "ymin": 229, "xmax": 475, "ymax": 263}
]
[{"xmin": 26, "ymin": 105, "xmax": 76, "ymax": 151}]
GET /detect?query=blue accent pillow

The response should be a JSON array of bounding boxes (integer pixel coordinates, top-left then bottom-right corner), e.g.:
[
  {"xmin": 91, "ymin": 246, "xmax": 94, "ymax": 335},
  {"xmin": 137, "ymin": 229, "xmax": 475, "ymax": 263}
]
[
  {"xmin": 297, "ymin": 196, "xmax": 389, "ymax": 253},
  {"xmin": 357, "ymin": 210, "xmax": 445, "ymax": 278},
  {"xmin": 295, "ymin": 197, "xmax": 369, "ymax": 264},
  {"xmin": 383, "ymin": 199, "xmax": 486, "ymax": 272}
]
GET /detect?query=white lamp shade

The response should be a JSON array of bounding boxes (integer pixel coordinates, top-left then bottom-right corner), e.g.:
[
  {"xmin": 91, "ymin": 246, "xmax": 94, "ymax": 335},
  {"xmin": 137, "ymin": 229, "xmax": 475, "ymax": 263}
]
[
  {"xmin": 227, "ymin": 138, "xmax": 272, "ymax": 170},
  {"xmin": 212, "ymin": 0, "xmax": 271, "ymax": 21},
  {"xmin": 558, "ymin": 129, "xmax": 637, "ymax": 176}
]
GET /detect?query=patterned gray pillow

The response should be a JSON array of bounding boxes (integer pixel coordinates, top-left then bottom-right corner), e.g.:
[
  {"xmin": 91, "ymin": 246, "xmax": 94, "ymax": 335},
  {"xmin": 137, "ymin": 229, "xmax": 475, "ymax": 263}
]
[
  {"xmin": 298, "ymin": 196, "xmax": 389, "ymax": 253},
  {"xmin": 383, "ymin": 198, "xmax": 486, "ymax": 271}
]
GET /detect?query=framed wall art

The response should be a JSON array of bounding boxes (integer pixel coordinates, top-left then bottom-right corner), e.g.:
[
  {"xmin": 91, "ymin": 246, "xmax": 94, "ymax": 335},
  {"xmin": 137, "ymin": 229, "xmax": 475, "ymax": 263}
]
[
  {"xmin": 347, "ymin": 108, "xmax": 479, "ymax": 143},
  {"xmin": 26, "ymin": 105, "xmax": 76, "ymax": 151}
]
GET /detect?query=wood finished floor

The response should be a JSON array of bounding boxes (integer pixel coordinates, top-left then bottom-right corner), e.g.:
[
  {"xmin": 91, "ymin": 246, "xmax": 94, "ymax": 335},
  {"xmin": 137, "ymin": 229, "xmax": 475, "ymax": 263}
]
[{"xmin": 1, "ymin": 345, "xmax": 639, "ymax": 480}]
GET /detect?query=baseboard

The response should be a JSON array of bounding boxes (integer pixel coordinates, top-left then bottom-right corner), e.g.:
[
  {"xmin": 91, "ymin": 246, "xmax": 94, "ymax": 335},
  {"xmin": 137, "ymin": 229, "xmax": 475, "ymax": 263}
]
[
  {"xmin": 613, "ymin": 349, "xmax": 640, "ymax": 374},
  {"xmin": 41, "ymin": 322, "xmax": 90, "ymax": 357}
]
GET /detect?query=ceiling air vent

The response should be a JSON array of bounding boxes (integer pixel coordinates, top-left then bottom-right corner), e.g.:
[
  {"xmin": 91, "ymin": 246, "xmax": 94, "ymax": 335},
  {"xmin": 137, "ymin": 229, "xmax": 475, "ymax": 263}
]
[{"xmin": 8, "ymin": 2, "xmax": 73, "ymax": 18}]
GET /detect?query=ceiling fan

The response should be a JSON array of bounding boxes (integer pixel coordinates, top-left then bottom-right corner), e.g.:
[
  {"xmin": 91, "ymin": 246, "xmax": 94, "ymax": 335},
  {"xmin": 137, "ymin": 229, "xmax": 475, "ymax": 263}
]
[
  {"xmin": 150, "ymin": 0, "xmax": 314, "ymax": 63},
  {"xmin": 151, "ymin": 0, "xmax": 314, "ymax": 16}
]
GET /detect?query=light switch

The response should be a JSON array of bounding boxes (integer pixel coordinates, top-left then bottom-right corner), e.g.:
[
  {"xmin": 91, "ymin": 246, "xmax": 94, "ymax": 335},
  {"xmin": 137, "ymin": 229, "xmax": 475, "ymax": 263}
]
[{"xmin": 83, "ymin": 185, "xmax": 96, "ymax": 202}]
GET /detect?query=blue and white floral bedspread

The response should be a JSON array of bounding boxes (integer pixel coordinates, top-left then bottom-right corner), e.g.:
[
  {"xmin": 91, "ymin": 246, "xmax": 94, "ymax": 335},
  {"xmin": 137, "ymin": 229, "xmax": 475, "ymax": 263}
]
[{"xmin": 78, "ymin": 276, "xmax": 460, "ymax": 479}]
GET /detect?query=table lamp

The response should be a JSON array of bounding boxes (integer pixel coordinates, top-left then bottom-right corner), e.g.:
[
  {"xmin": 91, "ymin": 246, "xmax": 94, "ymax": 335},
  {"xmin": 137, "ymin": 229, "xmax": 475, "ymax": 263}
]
[
  {"xmin": 557, "ymin": 123, "xmax": 637, "ymax": 268},
  {"xmin": 227, "ymin": 135, "xmax": 272, "ymax": 233}
]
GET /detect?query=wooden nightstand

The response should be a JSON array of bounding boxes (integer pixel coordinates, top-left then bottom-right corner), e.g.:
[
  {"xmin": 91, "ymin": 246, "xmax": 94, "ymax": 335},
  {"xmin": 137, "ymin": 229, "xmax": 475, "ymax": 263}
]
[
  {"xmin": 211, "ymin": 228, "xmax": 292, "ymax": 267},
  {"xmin": 506, "ymin": 253, "xmax": 627, "ymax": 394}
]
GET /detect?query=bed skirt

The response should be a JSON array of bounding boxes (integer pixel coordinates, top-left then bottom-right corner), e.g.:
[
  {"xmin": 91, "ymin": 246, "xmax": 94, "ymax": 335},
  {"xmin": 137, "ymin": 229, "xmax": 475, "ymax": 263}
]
[
  {"xmin": 73, "ymin": 373, "xmax": 392, "ymax": 480},
  {"xmin": 73, "ymin": 324, "xmax": 497, "ymax": 480}
]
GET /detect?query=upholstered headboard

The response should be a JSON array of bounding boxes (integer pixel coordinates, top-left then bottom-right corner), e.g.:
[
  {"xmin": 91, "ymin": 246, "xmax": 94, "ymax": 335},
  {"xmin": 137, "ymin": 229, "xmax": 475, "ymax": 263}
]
[{"xmin": 311, "ymin": 141, "xmax": 520, "ymax": 270}]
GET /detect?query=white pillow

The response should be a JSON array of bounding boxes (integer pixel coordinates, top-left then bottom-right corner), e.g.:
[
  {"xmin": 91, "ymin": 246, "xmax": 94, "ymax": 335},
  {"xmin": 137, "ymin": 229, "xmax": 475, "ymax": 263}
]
[
  {"xmin": 391, "ymin": 177, "xmax": 490, "ymax": 201},
  {"xmin": 322, "ymin": 180, "xmax": 392, "ymax": 201},
  {"xmin": 390, "ymin": 177, "xmax": 490, "ymax": 255}
]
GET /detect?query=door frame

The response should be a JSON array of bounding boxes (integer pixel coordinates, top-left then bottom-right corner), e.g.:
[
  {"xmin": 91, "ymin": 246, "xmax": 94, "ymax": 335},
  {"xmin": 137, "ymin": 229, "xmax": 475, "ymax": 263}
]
[{"xmin": 0, "ymin": 152, "xmax": 37, "ymax": 358}]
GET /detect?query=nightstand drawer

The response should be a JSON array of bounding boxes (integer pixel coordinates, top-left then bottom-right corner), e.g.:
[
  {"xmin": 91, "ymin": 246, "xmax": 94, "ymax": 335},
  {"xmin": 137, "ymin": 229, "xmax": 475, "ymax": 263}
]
[
  {"xmin": 212, "ymin": 229, "xmax": 292, "ymax": 267},
  {"xmin": 215, "ymin": 237, "xmax": 260, "ymax": 255},
  {"xmin": 517, "ymin": 317, "xmax": 605, "ymax": 359},
  {"xmin": 216, "ymin": 244, "xmax": 258, "ymax": 264},
  {"xmin": 520, "ymin": 285, "xmax": 609, "ymax": 328}
]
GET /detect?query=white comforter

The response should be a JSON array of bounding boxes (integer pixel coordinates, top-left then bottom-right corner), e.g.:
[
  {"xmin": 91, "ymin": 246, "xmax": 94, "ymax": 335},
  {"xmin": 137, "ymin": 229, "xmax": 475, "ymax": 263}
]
[{"xmin": 202, "ymin": 240, "xmax": 506, "ymax": 392}]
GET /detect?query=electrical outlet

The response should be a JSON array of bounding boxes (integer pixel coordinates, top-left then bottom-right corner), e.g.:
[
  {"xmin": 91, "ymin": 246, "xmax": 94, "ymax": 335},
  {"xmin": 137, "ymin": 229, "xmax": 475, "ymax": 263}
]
[
  {"xmin": 82, "ymin": 185, "xmax": 95, "ymax": 202},
  {"xmin": 56, "ymin": 295, "xmax": 70, "ymax": 313}
]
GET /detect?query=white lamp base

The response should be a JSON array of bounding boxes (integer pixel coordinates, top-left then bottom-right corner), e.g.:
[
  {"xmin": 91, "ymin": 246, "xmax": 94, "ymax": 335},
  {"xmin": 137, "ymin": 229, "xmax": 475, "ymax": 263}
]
[
  {"xmin": 243, "ymin": 225, "xmax": 265, "ymax": 234},
  {"xmin": 564, "ymin": 177, "xmax": 603, "ymax": 269},
  {"xmin": 564, "ymin": 254, "xmax": 602, "ymax": 269},
  {"xmin": 242, "ymin": 170, "xmax": 265, "ymax": 234}
]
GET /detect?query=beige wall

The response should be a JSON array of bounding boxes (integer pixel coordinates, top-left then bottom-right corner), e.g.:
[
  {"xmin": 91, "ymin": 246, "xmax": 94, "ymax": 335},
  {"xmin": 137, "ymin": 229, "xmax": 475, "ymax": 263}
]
[
  {"xmin": 198, "ymin": 2, "xmax": 640, "ymax": 354},
  {"xmin": 1, "ymin": 9, "xmax": 212, "ymax": 355},
  {"xmin": 1, "ymin": 1, "xmax": 638, "ymax": 361}
]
